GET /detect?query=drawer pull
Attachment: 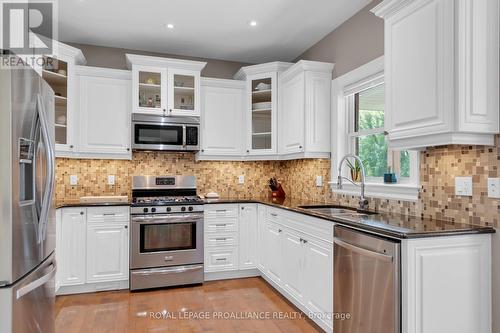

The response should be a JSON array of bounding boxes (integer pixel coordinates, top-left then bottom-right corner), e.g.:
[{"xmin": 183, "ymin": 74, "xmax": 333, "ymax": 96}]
[
  {"xmin": 215, "ymin": 238, "xmax": 227, "ymax": 241},
  {"xmin": 164, "ymin": 256, "xmax": 174, "ymax": 261},
  {"xmin": 102, "ymin": 213, "xmax": 116, "ymax": 216},
  {"xmin": 215, "ymin": 224, "xmax": 227, "ymax": 227},
  {"xmin": 278, "ymin": 229, "xmax": 283, "ymax": 233},
  {"xmin": 216, "ymin": 258, "xmax": 227, "ymax": 261},
  {"xmin": 216, "ymin": 210, "xmax": 227, "ymax": 213},
  {"xmin": 270, "ymin": 213, "xmax": 278, "ymax": 217}
]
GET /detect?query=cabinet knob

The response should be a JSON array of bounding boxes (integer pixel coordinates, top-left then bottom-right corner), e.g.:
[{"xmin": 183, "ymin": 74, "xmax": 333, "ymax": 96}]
[
  {"xmin": 299, "ymin": 145, "xmax": 303, "ymax": 149},
  {"xmin": 169, "ymin": 109, "xmax": 173, "ymax": 113},
  {"xmin": 127, "ymin": 148, "xmax": 130, "ymax": 151},
  {"xmin": 80, "ymin": 211, "xmax": 84, "ymax": 215},
  {"xmin": 201, "ymin": 149, "xmax": 205, "ymax": 152},
  {"xmin": 246, "ymin": 150, "xmax": 249, "ymax": 153},
  {"xmin": 278, "ymin": 229, "xmax": 282, "ymax": 233},
  {"xmin": 70, "ymin": 145, "xmax": 74, "ymax": 149},
  {"xmin": 124, "ymin": 225, "xmax": 128, "ymax": 229}
]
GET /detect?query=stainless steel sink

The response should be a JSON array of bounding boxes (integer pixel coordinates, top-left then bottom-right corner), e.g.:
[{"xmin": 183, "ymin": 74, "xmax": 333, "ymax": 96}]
[{"xmin": 298, "ymin": 205, "xmax": 375, "ymax": 219}]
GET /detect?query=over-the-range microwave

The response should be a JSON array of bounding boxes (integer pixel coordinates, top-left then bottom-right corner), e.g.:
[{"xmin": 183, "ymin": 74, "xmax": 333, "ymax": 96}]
[{"xmin": 131, "ymin": 114, "xmax": 199, "ymax": 151}]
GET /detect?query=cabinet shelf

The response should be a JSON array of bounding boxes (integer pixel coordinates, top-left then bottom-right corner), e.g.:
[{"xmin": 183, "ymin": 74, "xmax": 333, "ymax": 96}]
[
  {"xmin": 252, "ymin": 108, "xmax": 271, "ymax": 113},
  {"xmin": 42, "ymin": 69, "xmax": 67, "ymax": 85},
  {"xmin": 55, "ymin": 123, "xmax": 67, "ymax": 128},
  {"xmin": 174, "ymin": 86, "xmax": 195, "ymax": 91},
  {"xmin": 252, "ymin": 132, "xmax": 272, "ymax": 136},
  {"xmin": 139, "ymin": 82, "xmax": 161, "ymax": 87},
  {"xmin": 55, "ymin": 95, "xmax": 67, "ymax": 106}
]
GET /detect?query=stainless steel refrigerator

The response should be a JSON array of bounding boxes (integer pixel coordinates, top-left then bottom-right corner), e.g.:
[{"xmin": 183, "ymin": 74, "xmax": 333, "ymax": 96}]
[{"xmin": 0, "ymin": 56, "xmax": 57, "ymax": 333}]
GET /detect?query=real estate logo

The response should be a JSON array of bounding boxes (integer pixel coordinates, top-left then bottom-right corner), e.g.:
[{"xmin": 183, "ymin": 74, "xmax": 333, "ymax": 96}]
[{"xmin": 2, "ymin": 1, "xmax": 53, "ymax": 54}]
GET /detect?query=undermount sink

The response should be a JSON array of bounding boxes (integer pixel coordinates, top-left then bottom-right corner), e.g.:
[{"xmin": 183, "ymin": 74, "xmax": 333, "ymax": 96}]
[{"xmin": 298, "ymin": 205, "xmax": 376, "ymax": 218}]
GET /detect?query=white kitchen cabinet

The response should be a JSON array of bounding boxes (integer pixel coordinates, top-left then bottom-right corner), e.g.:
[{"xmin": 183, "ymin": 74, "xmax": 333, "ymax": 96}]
[
  {"xmin": 76, "ymin": 66, "xmax": 132, "ymax": 159},
  {"xmin": 372, "ymin": 0, "xmax": 499, "ymax": 149},
  {"xmin": 56, "ymin": 206, "xmax": 130, "ymax": 295},
  {"xmin": 234, "ymin": 62, "xmax": 293, "ymax": 159},
  {"xmin": 197, "ymin": 78, "xmax": 245, "ymax": 160},
  {"xmin": 40, "ymin": 41, "xmax": 86, "ymax": 157},
  {"xmin": 263, "ymin": 221, "xmax": 284, "ymax": 285},
  {"xmin": 126, "ymin": 54, "xmax": 206, "ymax": 117},
  {"xmin": 281, "ymin": 228, "xmax": 306, "ymax": 304},
  {"xmin": 238, "ymin": 204, "xmax": 258, "ymax": 270},
  {"xmin": 57, "ymin": 208, "xmax": 87, "ymax": 287},
  {"xmin": 257, "ymin": 204, "xmax": 267, "ymax": 272},
  {"xmin": 402, "ymin": 234, "xmax": 491, "ymax": 333},
  {"xmin": 279, "ymin": 61, "xmax": 333, "ymax": 159},
  {"xmin": 86, "ymin": 223, "xmax": 129, "ymax": 283}
]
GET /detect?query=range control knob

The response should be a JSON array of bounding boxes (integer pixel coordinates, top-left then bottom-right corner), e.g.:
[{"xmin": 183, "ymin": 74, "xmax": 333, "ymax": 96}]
[
  {"xmin": 166, "ymin": 207, "xmax": 172, "ymax": 212},
  {"xmin": 181, "ymin": 206, "xmax": 186, "ymax": 212},
  {"xmin": 143, "ymin": 208, "xmax": 149, "ymax": 213},
  {"xmin": 188, "ymin": 206, "xmax": 194, "ymax": 212},
  {"xmin": 151, "ymin": 207, "xmax": 156, "ymax": 213}
]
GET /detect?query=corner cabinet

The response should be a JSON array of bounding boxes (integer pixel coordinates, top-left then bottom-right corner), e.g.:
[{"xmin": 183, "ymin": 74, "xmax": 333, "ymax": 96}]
[
  {"xmin": 234, "ymin": 62, "xmax": 293, "ymax": 159},
  {"xmin": 278, "ymin": 61, "xmax": 333, "ymax": 159},
  {"xmin": 126, "ymin": 54, "xmax": 206, "ymax": 117},
  {"xmin": 372, "ymin": 0, "xmax": 499, "ymax": 150},
  {"xmin": 75, "ymin": 66, "xmax": 132, "ymax": 159},
  {"xmin": 197, "ymin": 78, "xmax": 246, "ymax": 160}
]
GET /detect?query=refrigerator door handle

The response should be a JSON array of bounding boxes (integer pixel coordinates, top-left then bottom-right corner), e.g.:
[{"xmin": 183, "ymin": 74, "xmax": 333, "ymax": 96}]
[
  {"xmin": 36, "ymin": 94, "xmax": 55, "ymax": 243},
  {"xmin": 16, "ymin": 263, "xmax": 56, "ymax": 299}
]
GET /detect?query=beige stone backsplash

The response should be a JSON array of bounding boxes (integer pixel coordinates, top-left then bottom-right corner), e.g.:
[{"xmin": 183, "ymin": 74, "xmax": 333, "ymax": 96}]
[{"xmin": 56, "ymin": 135, "xmax": 499, "ymax": 227}]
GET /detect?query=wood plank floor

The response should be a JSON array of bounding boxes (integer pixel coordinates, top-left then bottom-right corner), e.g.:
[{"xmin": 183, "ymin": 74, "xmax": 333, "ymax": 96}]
[{"xmin": 56, "ymin": 277, "xmax": 322, "ymax": 333}]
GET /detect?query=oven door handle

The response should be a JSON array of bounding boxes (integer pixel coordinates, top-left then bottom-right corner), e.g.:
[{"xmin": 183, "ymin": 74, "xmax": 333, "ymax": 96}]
[
  {"xmin": 131, "ymin": 214, "xmax": 203, "ymax": 223},
  {"xmin": 131, "ymin": 265, "xmax": 204, "ymax": 276}
]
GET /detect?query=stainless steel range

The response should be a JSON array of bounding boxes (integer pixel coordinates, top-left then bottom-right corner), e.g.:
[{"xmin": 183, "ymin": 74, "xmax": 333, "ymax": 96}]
[{"xmin": 130, "ymin": 175, "xmax": 204, "ymax": 291}]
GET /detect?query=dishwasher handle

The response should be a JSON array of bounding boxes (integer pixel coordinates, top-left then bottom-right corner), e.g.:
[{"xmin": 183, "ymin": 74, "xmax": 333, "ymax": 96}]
[{"xmin": 334, "ymin": 237, "xmax": 393, "ymax": 262}]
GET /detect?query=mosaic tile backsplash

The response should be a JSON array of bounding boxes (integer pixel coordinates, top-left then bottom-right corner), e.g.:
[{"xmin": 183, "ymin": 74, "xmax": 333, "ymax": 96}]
[{"xmin": 56, "ymin": 135, "xmax": 500, "ymax": 227}]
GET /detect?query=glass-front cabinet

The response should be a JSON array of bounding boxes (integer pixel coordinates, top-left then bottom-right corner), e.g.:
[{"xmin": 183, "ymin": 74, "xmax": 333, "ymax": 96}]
[{"xmin": 127, "ymin": 54, "xmax": 206, "ymax": 117}]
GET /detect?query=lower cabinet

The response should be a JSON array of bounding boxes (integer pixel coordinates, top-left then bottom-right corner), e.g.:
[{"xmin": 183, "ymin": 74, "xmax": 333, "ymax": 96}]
[
  {"xmin": 239, "ymin": 204, "xmax": 258, "ymax": 269},
  {"xmin": 56, "ymin": 206, "xmax": 130, "ymax": 294},
  {"xmin": 263, "ymin": 221, "xmax": 284, "ymax": 285}
]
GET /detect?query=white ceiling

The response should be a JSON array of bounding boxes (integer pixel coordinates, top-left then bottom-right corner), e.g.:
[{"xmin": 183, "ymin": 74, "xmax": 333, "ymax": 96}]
[{"xmin": 58, "ymin": 0, "xmax": 371, "ymax": 64}]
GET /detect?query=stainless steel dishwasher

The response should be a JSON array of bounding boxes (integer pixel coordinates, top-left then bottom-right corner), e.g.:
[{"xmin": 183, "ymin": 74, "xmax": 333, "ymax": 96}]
[{"xmin": 333, "ymin": 226, "xmax": 400, "ymax": 333}]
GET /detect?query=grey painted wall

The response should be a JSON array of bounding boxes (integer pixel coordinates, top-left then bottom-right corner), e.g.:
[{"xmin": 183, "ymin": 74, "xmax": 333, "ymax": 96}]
[
  {"xmin": 66, "ymin": 42, "xmax": 251, "ymax": 79},
  {"xmin": 295, "ymin": 0, "xmax": 383, "ymax": 78}
]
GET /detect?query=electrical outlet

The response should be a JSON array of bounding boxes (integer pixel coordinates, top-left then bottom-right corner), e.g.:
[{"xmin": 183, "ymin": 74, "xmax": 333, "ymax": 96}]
[
  {"xmin": 69, "ymin": 175, "xmax": 78, "ymax": 186},
  {"xmin": 108, "ymin": 175, "xmax": 116, "ymax": 186},
  {"xmin": 238, "ymin": 175, "xmax": 245, "ymax": 184},
  {"xmin": 488, "ymin": 178, "xmax": 500, "ymax": 199},
  {"xmin": 316, "ymin": 175, "xmax": 323, "ymax": 187},
  {"xmin": 455, "ymin": 177, "xmax": 473, "ymax": 196}
]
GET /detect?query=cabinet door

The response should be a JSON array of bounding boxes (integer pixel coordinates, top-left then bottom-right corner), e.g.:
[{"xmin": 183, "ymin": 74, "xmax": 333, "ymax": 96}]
[
  {"xmin": 303, "ymin": 237, "xmax": 333, "ymax": 323},
  {"xmin": 78, "ymin": 74, "xmax": 131, "ymax": 158},
  {"xmin": 86, "ymin": 223, "xmax": 129, "ymax": 283},
  {"xmin": 264, "ymin": 221, "xmax": 283, "ymax": 285},
  {"xmin": 132, "ymin": 65, "xmax": 167, "ymax": 114},
  {"xmin": 238, "ymin": 204, "xmax": 258, "ymax": 269},
  {"xmin": 168, "ymin": 69, "xmax": 200, "ymax": 117},
  {"xmin": 200, "ymin": 82, "xmax": 244, "ymax": 156},
  {"xmin": 304, "ymin": 71, "xmax": 331, "ymax": 153},
  {"xmin": 257, "ymin": 204, "xmax": 267, "ymax": 272},
  {"xmin": 279, "ymin": 72, "xmax": 305, "ymax": 154},
  {"xmin": 58, "ymin": 208, "xmax": 86, "ymax": 286},
  {"xmin": 246, "ymin": 72, "xmax": 278, "ymax": 155},
  {"xmin": 282, "ymin": 228, "xmax": 305, "ymax": 304},
  {"xmin": 384, "ymin": 0, "xmax": 454, "ymax": 141}
]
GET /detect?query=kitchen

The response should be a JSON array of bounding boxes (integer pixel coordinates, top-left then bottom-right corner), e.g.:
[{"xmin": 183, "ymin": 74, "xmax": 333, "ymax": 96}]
[{"xmin": 0, "ymin": 0, "xmax": 499, "ymax": 332}]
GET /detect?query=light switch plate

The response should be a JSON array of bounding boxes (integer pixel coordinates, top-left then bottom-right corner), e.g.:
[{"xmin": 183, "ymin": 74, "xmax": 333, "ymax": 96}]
[
  {"xmin": 316, "ymin": 176, "xmax": 323, "ymax": 187},
  {"xmin": 108, "ymin": 175, "xmax": 115, "ymax": 185},
  {"xmin": 69, "ymin": 175, "xmax": 78, "ymax": 186},
  {"xmin": 455, "ymin": 177, "xmax": 473, "ymax": 196},
  {"xmin": 488, "ymin": 178, "xmax": 500, "ymax": 198},
  {"xmin": 238, "ymin": 175, "xmax": 245, "ymax": 184}
]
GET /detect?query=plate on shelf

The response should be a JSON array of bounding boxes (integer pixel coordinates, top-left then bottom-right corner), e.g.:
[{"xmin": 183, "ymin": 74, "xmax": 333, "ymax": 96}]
[
  {"xmin": 255, "ymin": 83, "xmax": 271, "ymax": 91},
  {"xmin": 252, "ymin": 102, "xmax": 272, "ymax": 110}
]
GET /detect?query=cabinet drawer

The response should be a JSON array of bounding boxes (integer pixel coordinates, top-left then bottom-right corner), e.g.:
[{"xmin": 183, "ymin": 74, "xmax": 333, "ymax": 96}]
[
  {"xmin": 204, "ymin": 204, "xmax": 239, "ymax": 220},
  {"xmin": 266, "ymin": 207, "xmax": 282, "ymax": 224},
  {"xmin": 205, "ymin": 234, "xmax": 238, "ymax": 248},
  {"xmin": 205, "ymin": 219, "xmax": 238, "ymax": 234},
  {"xmin": 87, "ymin": 206, "xmax": 130, "ymax": 224},
  {"xmin": 205, "ymin": 247, "xmax": 238, "ymax": 272}
]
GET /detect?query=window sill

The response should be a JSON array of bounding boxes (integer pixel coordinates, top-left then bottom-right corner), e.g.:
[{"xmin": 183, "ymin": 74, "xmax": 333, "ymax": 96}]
[{"xmin": 328, "ymin": 181, "xmax": 419, "ymax": 202}]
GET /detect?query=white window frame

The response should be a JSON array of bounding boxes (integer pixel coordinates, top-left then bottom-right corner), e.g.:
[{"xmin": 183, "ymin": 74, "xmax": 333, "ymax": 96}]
[{"xmin": 330, "ymin": 56, "xmax": 419, "ymax": 201}]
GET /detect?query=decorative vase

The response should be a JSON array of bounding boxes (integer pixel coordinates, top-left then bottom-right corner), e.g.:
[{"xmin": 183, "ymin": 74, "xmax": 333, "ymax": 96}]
[{"xmin": 350, "ymin": 169, "xmax": 361, "ymax": 182}]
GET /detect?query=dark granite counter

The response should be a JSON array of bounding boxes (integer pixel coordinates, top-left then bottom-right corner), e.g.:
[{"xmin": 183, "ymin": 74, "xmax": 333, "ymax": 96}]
[
  {"xmin": 204, "ymin": 197, "xmax": 496, "ymax": 239},
  {"xmin": 56, "ymin": 197, "xmax": 495, "ymax": 239},
  {"xmin": 55, "ymin": 201, "xmax": 131, "ymax": 209}
]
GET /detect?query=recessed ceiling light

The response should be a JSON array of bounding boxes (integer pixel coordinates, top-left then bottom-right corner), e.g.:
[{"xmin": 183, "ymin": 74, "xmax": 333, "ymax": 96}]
[
  {"xmin": 249, "ymin": 20, "xmax": 258, "ymax": 27},
  {"xmin": 165, "ymin": 23, "xmax": 174, "ymax": 29}
]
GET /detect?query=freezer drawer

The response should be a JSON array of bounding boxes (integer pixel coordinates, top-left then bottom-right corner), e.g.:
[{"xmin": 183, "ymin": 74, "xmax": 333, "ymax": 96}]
[
  {"xmin": 333, "ymin": 226, "xmax": 400, "ymax": 333},
  {"xmin": 0, "ymin": 252, "xmax": 56, "ymax": 333}
]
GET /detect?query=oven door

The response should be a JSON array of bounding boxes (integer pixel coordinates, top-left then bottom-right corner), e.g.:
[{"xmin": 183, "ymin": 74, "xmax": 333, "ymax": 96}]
[
  {"xmin": 131, "ymin": 213, "xmax": 204, "ymax": 269},
  {"xmin": 132, "ymin": 121, "xmax": 184, "ymax": 151}
]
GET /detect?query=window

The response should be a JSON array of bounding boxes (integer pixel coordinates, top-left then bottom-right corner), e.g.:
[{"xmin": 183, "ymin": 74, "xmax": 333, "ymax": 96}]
[{"xmin": 346, "ymin": 82, "xmax": 417, "ymax": 183}]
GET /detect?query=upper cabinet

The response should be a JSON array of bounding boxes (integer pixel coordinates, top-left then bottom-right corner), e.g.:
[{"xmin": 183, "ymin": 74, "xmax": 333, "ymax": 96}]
[
  {"xmin": 41, "ymin": 41, "xmax": 86, "ymax": 157},
  {"xmin": 373, "ymin": 0, "xmax": 499, "ymax": 150},
  {"xmin": 126, "ymin": 54, "xmax": 206, "ymax": 117},
  {"xmin": 279, "ymin": 61, "xmax": 333, "ymax": 159},
  {"xmin": 234, "ymin": 62, "xmax": 293, "ymax": 158}
]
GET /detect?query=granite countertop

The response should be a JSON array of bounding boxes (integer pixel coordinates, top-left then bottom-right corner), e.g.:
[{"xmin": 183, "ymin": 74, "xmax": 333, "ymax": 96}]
[
  {"xmin": 56, "ymin": 196, "xmax": 495, "ymax": 239},
  {"xmin": 55, "ymin": 201, "xmax": 131, "ymax": 209}
]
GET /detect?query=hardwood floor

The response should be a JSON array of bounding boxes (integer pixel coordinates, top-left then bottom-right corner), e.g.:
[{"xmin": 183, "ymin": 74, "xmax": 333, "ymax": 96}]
[{"xmin": 56, "ymin": 277, "xmax": 322, "ymax": 333}]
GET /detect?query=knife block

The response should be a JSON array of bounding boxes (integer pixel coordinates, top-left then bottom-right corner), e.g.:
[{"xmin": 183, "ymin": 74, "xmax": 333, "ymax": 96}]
[{"xmin": 270, "ymin": 184, "xmax": 286, "ymax": 198}]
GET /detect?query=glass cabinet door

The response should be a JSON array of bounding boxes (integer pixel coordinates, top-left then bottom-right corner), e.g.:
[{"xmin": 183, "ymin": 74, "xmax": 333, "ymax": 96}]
[
  {"xmin": 250, "ymin": 76, "xmax": 273, "ymax": 152},
  {"xmin": 42, "ymin": 56, "xmax": 69, "ymax": 146},
  {"xmin": 136, "ymin": 67, "xmax": 166, "ymax": 112},
  {"xmin": 168, "ymin": 70, "xmax": 199, "ymax": 116}
]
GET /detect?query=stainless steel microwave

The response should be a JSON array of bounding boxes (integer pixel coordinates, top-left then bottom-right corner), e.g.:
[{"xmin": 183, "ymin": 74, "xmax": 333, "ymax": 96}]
[{"xmin": 132, "ymin": 114, "xmax": 200, "ymax": 151}]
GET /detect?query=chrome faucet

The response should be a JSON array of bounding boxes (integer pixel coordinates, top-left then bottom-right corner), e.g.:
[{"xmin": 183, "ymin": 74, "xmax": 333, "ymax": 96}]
[{"xmin": 337, "ymin": 154, "xmax": 369, "ymax": 211}]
